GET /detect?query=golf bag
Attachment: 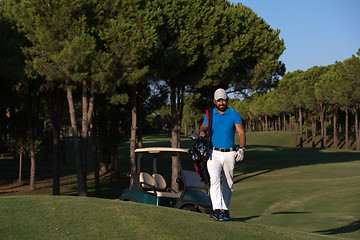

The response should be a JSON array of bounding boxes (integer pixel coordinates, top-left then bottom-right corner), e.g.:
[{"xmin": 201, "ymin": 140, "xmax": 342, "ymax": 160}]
[{"xmin": 188, "ymin": 110, "xmax": 212, "ymax": 187}]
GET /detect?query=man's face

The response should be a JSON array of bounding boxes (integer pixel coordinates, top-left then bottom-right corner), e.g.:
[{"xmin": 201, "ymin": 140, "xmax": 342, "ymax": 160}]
[{"xmin": 213, "ymin": 98, "xmax": 228, "ymax": 112}]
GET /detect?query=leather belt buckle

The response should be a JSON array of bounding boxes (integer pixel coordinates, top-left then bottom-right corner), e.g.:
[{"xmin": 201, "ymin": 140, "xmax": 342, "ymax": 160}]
[{"xmin": 213, "ymin": 147, "xmax": 234, "ymax": 152}]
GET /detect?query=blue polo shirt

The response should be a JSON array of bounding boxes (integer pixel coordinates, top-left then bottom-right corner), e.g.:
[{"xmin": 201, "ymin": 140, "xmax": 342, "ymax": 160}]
[{"xmin": 203, "ymin": 107, "xmax": 243, "ymax": 149}]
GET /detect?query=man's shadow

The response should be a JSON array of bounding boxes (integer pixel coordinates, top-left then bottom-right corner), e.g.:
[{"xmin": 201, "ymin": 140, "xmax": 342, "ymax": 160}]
[
  {"xmin": 231, "ymin": 216, "xmax": 260, "ymax": 222},
  {"xmin": 313, "ymin": 220, "xmax": 360, "ymax": 235}
]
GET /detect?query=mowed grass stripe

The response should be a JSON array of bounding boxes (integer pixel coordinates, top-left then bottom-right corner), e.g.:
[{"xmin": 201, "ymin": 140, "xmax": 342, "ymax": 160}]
[
  {"xmin": 231, "ymin": 154, "xmax": 360, "ymax": 239},
  {"xmin": 0, "ymin": 195, "xmax": 337, "ymax": 240},
  {"xmin": 1, "ymin": 132, "xmax": 359, "ymax": 239}
]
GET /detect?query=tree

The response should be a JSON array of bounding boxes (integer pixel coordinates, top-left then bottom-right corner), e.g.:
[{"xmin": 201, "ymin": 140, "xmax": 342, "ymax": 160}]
[
  {"xmin": 150, "ymin": 0, "xmax": 286, "ymax": 190},
  {"xmin": 202, "ymin": 3, "xmax": 286, "ymax": 95},
  {"xmin": 149, "ymin": 0, "xmax": 222, "ymax": 191},
  {"xmin": 303, "ymin": 66, "xmax": 327, "ymax": 148},
  {"xmin": 1, "ymin": 1, "xmax": 46, "ymax": 190},
  {"xmin": 228, "ymin": 98, "xmax": 251, "ymax": 131},
  {"xmin": 101, "ymin": 0, "xmax": 160, "ymax": 187},
  {"xmin": 290, "ymin": 71, "xmax": 306, "ymax": 147},
  {"xmin": 182, "ymin": 93, "xmax": 205, "ymax": 135},
  {"xmin": 318, "ymin": 65, "xmax": 344, "ymax": 149},
  {"xmin": 276, "ymin": 71, "xmax": 303, "ymax": 145},
  {"xmin": 336, "ymin": 51, "xmax": 360, "ymax": 150},
  {"xmin": 5, "ymin": 0, "xmax": 109, "ymax": 196},
  {"xmin": 263, "ymin": 90, "xmax": 282, "ymax": 131},
  {"xmin": 314, "ymin": 66, "xmax": 331, "ymax": 148},
  {"xmin": 0, "ymin": 3, "xmax": 25, "ymax": 176}
]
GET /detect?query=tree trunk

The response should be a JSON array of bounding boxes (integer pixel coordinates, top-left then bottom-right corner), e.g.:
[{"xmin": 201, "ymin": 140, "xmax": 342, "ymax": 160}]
[
  {"xmin": 66, "ymin": 87, "xmax": 87, "ymax": 196},
  {"xmin": 283, "ymin": 113, "xmax": 286, "ymax": 131},
  {"xmin": 248, "ymin": 118, "xmax": 252, "ymax": 132},
  {"xmin": 299, "ymin": 108, "xmax": 303, "ymax": 148},
  {"xmin": 137, "ymin": 83, "xmax": 143, "ymax": 149},
  {"xmin": 319, "ymin": 103, "xmax": 326, "ymax": 149},
  {"xmin": 295, "ymin": 111, "xmax": 298, "ymax": 147},
  {"xmin": 305, "ymin": 112, "xmax": 308, "ymax": 143},
  {"xmin": 130, "ymin": 85, "xmax": 137, "ymax": 188},
  {"xmin": 30, "ymin": 140, "xmax": 36, "ymax": 191},
  {"xmin": 259, "ymin": 116, "xmax": 262, "ymax": 131},
  {"xmin": 113, "ymin": 148, "xmax": 119, "ymax": 179},
  {"xmin": 50, "ymin": 90, "xmax": 61, "ymax": 195},
  {"xmin": 278, "ymin": 116, "xmax": 281, "ymax": 132},
  {"xmin": 81, "ymin": 80, "xmax": 95, "ymax": 190},
  {"xmin": 18, "ymin": 148, "xmax": 22, "ymax": 185},
  {"xmin": 312, "ymin": 114, "xmax": 317, "ymax": 148},
  {"xmin": 273, "ymin": 118, "xmax": 276, "ymax": 131},
  {"xmin": 324, "ymin": 114, "xmax": 327, "ymax": 148},
  {"xmin": 355, "ymin": 108, "xmax": 359, "ymax": 151},
  {"xmin": 29, "ymin": 91, "xmax": 36, "ymax": 191},
  {"xmin": 288, "ymin": 113, "xmax": 292, "ymax": 131},
  {"xmin": 170, "ymin": 84, "xmax": 179, "ymax": 192},
  {"xmin": 333, "ymin": 105, "xmax": 339, "ymax": 149},
  {"xmin": 184, "ymin": 122, "xmax": 187, "ymax": 137},
  {"xmin": 345, "ymin": 107, "xmax": 349, "ymax": 150},
  {"xmin": 51, "ymin": 117, "xmax": 61, "ymax": 195},
  {"xmin": 92, "ymin": 106, "xmax": 101, "ymax": 195},
  {"xmin": 176, "ymin": 86, "xmax": 185, "ymax": 148},
  {"xmin": 265, "ymin": 115, "xmax": 268, "ymax": 131}
]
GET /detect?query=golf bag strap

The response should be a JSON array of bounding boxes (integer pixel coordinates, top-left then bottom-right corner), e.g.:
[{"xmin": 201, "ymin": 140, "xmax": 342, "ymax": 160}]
[{"xmin": 206, "ymin": 109, "xmax": 213, "ymax": 150}]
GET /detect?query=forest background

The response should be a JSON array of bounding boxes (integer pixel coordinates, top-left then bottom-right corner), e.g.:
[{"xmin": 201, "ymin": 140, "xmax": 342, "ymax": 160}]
[{"xmin": 0, "ymin": 0, "xmax": 359, "ymax": 197}]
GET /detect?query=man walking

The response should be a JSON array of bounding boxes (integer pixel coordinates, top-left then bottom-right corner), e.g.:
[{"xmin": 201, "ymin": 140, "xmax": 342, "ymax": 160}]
[{"xmin": 199, "ymin": 88, "xmax": 246, "ymax": 221}]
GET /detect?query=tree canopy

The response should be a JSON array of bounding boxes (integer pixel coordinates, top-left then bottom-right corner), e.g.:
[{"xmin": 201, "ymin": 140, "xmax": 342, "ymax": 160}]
[{"xmin": 9, "ymin": 0, "xmax": 360, "ymax": 197}]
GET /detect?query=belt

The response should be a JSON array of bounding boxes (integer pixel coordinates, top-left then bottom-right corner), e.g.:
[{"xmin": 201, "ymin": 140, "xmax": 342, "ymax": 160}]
[{"xmin": 213, "ymin": 147, "xmax": 235, "ymax": 152}]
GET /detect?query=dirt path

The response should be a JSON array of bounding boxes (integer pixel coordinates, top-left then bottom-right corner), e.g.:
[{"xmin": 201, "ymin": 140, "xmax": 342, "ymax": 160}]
[{"xmin": 0, "ymin": 179, "xmax": 53, "ymax": 196}]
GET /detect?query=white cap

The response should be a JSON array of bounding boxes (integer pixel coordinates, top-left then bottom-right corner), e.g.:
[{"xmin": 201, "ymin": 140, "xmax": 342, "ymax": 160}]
[{"xmin": 214, "ymin": 88, "xmax": 227, "ymax": 100}]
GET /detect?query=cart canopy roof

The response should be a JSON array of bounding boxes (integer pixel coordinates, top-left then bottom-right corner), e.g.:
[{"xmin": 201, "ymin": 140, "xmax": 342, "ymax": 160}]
[{"xmin": 134, "ymin": 147, "xmax": 189, "ymax": 155}]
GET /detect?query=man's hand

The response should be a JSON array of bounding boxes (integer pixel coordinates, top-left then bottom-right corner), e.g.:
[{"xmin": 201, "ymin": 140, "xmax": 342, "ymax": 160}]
[
  {"xmin": 199, "ymin": 131, "xmax": 206, "ymax": 138},
  {"xmin": 199, "ymin": 123, "xmax": 208, "ymax": 138},
  {"xmin": 235, "ymin": 148, "xmax": 245, "ymax": 162}
]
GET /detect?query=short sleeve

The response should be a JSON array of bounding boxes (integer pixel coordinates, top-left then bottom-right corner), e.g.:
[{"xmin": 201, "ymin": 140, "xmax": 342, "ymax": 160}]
[{"xmin": 234, "ymin": 110, "xmax": 243, "ymax": 124}]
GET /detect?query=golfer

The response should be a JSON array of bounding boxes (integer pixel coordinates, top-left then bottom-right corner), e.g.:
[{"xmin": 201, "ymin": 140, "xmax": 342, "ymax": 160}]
[{"xmin": 199, "ymin": 88, "xmax": 246, "ymax": 221}]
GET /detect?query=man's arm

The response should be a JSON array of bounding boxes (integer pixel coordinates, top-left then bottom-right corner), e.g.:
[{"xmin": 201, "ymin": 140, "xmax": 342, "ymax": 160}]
[
  {"xmin": 199, "ymin": 123, "xmax": 208, "ymax": 138},
  {"xmin": 234, "ymin": 123, "xmax": 246, "ymax": 162},
  {"xmin": 235, "ymin": 123, "xmax": 245, "ymax": 148}
]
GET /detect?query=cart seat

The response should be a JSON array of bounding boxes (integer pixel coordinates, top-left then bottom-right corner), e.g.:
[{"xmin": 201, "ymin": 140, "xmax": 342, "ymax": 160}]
[
  {"xmin": 152, "ymin": 173, "xmax": 181, "ymax": 199},
  {"xmin": 156, "ymin": 191, "xmax": 181, "ymax": 198},
  {"xmin": 139, "ymin": 172, "xmax": 156, "ymax": 193},
  {"xmin": 152, "ymin": 173, "xmax": 167, "ymax": 191}
]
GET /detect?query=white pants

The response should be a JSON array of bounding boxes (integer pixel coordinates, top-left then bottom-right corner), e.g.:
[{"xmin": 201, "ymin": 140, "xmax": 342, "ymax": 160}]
[{"xmin": 207, "ymin": 149, "xmax": 236, "ymax": 211}]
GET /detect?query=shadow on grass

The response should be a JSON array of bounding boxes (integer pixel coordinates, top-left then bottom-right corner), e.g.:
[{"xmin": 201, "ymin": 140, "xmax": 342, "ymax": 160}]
[
  {"xmin": 231, "ymin": 216, "xmax": 260, "ymax": 222},
  {"xmin": 235, "ymin": 145, "xmax": 360, "ymax": 176},
  {"xmin": 1, "ymin": 135, "xmax": 359, "ymax": 199},
  {"xmin": 234, "ymin": 170, "xmax": 272, "ymax": 184},
  {"xmin": 231, "ymin": 212, "xmax": 311, "ymax": 223},
  {"xmin": 272, "ymin": 211, "xmax": 311, "ymax": 215},
  {"xmin": 313, "ymin": 220, "xmax": 360, "ymax": 235}
]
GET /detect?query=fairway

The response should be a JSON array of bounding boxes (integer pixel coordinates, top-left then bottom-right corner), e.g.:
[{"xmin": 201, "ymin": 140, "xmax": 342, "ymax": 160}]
[
  {"xmin": 232, "ymin": 146, "xmax": 360, "ymax": 239},
  {"xmin": 0, "ymin": 195, "xmax": 354, "ymax": 240},
  {"xmin": 1, "ymin": 133, "xmax": 360, "ymax": 239}
]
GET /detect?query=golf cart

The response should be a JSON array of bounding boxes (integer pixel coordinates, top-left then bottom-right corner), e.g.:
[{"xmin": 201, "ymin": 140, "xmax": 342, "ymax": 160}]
[{"xmin": 120, "ymin": 147, "xmax": 212, "ymax": 214}]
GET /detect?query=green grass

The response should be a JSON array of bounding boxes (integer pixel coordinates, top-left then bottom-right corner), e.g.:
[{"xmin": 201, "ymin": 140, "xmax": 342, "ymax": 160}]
[
  {"xmin": 1, "ymin": 132, "xmax": 360, "ymax": 239},
  {"xmin": 0, "ymin": 195, "xmax": 347, "ymax": 240},
  {"xmin": 232, "ymin": 146, "xmax": 360, "ymax": 239},
  {"xmin": 245, "ymin": 131, "xmax": 297, "ymax": 147}
]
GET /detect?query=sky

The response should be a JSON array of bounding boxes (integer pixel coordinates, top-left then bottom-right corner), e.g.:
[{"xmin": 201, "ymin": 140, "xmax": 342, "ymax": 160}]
[{"xmin": 230, "ymin": 0, "xmax": 360, "ymax": 73}]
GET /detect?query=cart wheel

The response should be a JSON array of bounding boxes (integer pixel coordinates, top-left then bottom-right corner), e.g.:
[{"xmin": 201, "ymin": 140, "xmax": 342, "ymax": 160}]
[{"xmin": 182, "ymin": 205, "xmax": 198, "ymax": 212}]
